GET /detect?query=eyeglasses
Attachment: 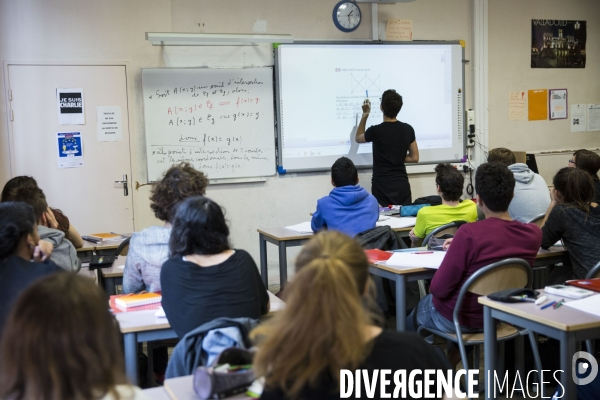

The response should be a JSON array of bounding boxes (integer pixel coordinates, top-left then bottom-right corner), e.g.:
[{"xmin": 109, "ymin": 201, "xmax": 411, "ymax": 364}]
[{"xmin": 569, "ymin": 159, "xmax": 576, "ymax": 166}]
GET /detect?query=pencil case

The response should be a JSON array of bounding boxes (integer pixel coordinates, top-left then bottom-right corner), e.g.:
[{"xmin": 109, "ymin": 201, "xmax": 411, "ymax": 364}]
[{"xmin": 193, "ymin": 347, "xmax": 255, "ymax": 399}]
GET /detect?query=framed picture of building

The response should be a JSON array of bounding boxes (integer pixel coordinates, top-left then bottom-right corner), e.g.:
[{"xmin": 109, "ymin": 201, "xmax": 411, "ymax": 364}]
[{"xmin": 531, "ymin": 20, "xmax": 586, "ymax": 68}]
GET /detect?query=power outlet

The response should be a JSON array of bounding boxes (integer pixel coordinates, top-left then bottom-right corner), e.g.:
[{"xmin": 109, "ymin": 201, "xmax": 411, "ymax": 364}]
[{"xmin": 466, "ymin": 109, "xmax": 475, "ymax": 148}]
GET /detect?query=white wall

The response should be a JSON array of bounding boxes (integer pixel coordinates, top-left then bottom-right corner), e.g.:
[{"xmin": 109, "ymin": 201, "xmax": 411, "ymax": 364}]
[{"xmin": 8, "ymin": 0, "xmax": 598, "ymax": 286}]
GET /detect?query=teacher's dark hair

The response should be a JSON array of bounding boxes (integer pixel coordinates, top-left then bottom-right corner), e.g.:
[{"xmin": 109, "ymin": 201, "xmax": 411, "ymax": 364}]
[
  {"xmin": 0, "ymin": 274, "xmax": 128, "ymax": 400},
  {"xmin": 0, "ymin": 202, "xmax": 35, "ymax": 259},
  {"xmin": 169, "ymin": 196, "xmax": 230, "ymax": 258},
  {"xmin": 475, "ymin": 162, "xmax": 515, "ymax": 212},
  {"xmin": 0, "ymin": 175, "xmax": 38, "ymax": 202},
  {"xmin": 380, "ymin": 89, "xmax": 403, "ymax": 119}
]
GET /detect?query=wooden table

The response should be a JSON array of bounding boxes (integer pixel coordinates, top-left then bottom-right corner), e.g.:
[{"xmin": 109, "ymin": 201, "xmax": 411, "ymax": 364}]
[
  {"xmin": 143, "ymin": 375, "xmax": 251, "ymax": 399},
  {"xmin": 258, "ymin": 222, "xmax": 413, "ymax": 287},
  {"xmin": 117, "ymin": 292, "xmax": 284, "ymax": 385},
  {"xmin": 370, "ymin": 247, "xmax": 569, "ymax": 332},
  {"xmin": 76, "ymin": 235, "xmax": 130, "ymax": 263},
  {"xmin": 479, "ymin": 290, "xmax": 600, "ymax": 400}
]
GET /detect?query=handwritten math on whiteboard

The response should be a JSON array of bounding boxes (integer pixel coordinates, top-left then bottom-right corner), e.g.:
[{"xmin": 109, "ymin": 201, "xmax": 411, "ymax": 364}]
[{"xmin": 142, "ymin": 68, "xmax": 276, "ymax": 182}]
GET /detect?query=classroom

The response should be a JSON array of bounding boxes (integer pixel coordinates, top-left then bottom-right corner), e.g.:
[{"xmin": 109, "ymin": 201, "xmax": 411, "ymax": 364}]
[{"xmin": 0, "ymin": 0, "xmax": 599, "ymax": 399}]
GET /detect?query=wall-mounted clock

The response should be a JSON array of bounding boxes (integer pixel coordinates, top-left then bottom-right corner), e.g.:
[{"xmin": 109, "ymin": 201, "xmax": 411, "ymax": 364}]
[{"xmin": 332, "ymin": 1, "xmax": 362, "ymax": 33}]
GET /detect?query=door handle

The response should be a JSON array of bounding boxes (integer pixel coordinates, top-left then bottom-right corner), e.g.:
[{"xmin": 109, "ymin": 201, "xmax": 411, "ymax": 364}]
[{"xmin": 115, "ymin": 174, "xmax": 128, "ymax": 196}]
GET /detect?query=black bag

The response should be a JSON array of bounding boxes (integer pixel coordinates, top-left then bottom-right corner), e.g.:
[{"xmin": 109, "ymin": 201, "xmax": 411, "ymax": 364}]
[
  {"xmin": 488, "ymin": 288, "xmax": 539, "ymax": 303},
  {"xmin": 193, "ymin": 347, "xmax": 256, "ymax": 399},
  {"xmin": 413, "ymin": 195, "xmax": 442, "ymax": 206}
]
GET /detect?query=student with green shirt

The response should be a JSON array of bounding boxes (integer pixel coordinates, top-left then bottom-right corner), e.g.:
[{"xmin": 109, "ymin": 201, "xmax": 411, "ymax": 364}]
[{"xmin": 409, "ymin": 163, "xmax": 477, "ymax": 246}]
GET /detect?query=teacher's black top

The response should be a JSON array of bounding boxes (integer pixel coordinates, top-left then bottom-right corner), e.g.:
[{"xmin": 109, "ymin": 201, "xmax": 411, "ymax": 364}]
[
  {"xmin": 160, "ymin": 249, "xmax": 269, "ymax": 338},
  {"xmin": 365, "ymin": 121, "xmax": 416, "ymax": 206}
]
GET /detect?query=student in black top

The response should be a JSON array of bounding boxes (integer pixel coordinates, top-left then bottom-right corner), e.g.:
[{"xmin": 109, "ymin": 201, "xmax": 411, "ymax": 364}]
[
  {"xmin": 355, "ymin": 89, "xmax": 419, "ymax": 206},
  {"xmin": 252, "ymin": 231, "xmax": 451, "ymax": 400},
  {"xmin": 160, "ymin": 196, "xmax": 269, "ymax": 338},
  {"xmin": 542, "ymin": 167, "xmax": 600, "ymax": 282},
  {"xmin": 0, "ymin": 202, "xmax": 61, "ymax": 335},
  {"xmin": 569, "ymin": 149, "xmax": 600, "ymax": 203}
]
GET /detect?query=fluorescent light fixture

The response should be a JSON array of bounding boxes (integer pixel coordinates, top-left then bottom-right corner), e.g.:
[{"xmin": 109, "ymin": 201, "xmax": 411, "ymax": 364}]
[{"xmin": 145, "ymin": 32, "xmax": 294, "ymax": 46}]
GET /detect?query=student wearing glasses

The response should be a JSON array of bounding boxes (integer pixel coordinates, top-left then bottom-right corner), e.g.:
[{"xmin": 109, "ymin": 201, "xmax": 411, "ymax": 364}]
[
  {"xmin": 568, "ymin": 149, "xmax": 600, "ymax": 204},
  {"xmin": 355, "ymin": 89, "xmax": 419, "ymax": 206}
]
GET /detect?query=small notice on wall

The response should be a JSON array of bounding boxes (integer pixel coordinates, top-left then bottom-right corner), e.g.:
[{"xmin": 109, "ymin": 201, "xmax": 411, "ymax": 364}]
[
  {"xmin": 509, "ymin": 91, "xmax": 527, "ymax": 121},
  {"xmin": 549, "ymin": 89, "xmax": 568, "ymax": 120},
  {"xmin": 386, "ymin": 19, "xmax": 413, "ymax": 41},
  {"xmin": 96, "ymin": 106, "xmax": 123, "ymax": 142},
  {"xmin": 588, "ymin": 104, "xmax": 600, "ymax": 132},
  {"xmin": 570, "ymin": 104, "xmax": 587, "ymax": 133},
  {"xmin": 57, "ymin": 132, "xmax": 84, "ymax": 168},
  {"xmin": 56, "ymin": 88, "xmax": 85, "ymax": 125},
  {"xmin": 528, "ymin": 89, "xmax": 548, "ymax": 121}
]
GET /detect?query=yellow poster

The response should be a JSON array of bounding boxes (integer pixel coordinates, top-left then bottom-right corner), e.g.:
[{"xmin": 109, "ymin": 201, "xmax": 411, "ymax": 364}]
[{"xmin": 528, "ymin": 89, "xmax": 548, "ymax": 121}]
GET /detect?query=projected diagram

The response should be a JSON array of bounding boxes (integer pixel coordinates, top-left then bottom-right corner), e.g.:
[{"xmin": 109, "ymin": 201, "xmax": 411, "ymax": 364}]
[{"xmin": 350, "ymin": 73, "xmax": 381, "ymax": 94}]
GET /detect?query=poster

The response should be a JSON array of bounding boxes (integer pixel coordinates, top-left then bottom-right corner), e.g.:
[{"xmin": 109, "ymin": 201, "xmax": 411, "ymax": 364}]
[
  {"xmin": 96, "ymin": 106, "xmax": 123, "ymax": 142},
  {"xmin": 57, "ymin": 132, "xmax": 84, "ymax": 168},
  {"xmin": 588, "ymin": 104, "xmax": 600, "ymax": 132},
  {"xmin": 570, "ymin": 104, "xmax": 587, "ymax": 133},
  {"xmin": 57, "ymin": 88, "xmax": 85, "ymax": 125},
  {"xmin": 531, "ymin": 20, "xmax": 586, "ymax": 68},
  {"xmin": 549, "ymin": 89, "xmax": 567, "ymax": 120},
  {"xmin": 386, "ymin": 19, "xmax": 413, "ymax": 41},
  {"xmin": 528, "ymin": 89, "xmax": 547, "ymax": 121},
  {"xmin": 509, "ymin": 91, "xmax": 527, "ymax": 121}
]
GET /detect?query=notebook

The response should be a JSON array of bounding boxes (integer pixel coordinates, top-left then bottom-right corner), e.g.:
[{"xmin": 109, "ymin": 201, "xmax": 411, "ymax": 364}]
[
  {"xmin": 544, "ymin": 284, "xmax": 596, "ymax": 299},
  {"xmin": 566, "ymin": 278, "xmax": 600, "ymax": 293},
  {"xmin": 83, "ymin": 232, "xmax": 123, "ymax": 243},
  {"xmin": 385, "ymin": 251, "xmax": 446, "ymax": 269},
  {"xmin": 115, "ymin": 293, "xmax": 162, "ymax": 309}
]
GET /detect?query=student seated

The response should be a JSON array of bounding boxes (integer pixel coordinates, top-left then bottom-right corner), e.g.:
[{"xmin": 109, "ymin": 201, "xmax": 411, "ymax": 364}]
[
  {"xmin": 1, "ymin": 175, "xmax": 84, "ymax": 248},
  {"xmin": 123, "ymin": 162, "xmax": 208, "ymax": 294},
  {"xmin": 0, "ymin": 273, "xmax": 146, "ymax": 400},
  {"xmin": 252, "ymin": 231, "xmax": 449, "ymax": 399},
  {"xmin": 311, "ymin": 157, "xmax": 378, "ymax": 237},
  {"xmin": 487, "ymin": 147, "xmax": 550, "ymax": 222},
  {"xmin": 2, "ymin": 186, "xmax": 80, "ymax": 272},
  {"xmin": 569, "ymin": 149, "xmax": 600, "ymax": 204},
  {"xmin": 0, "ymin": 202, "xmax": 60, "ymax": 334},
  {"xmin": 407, "ymin": 162, "xmax": 542, "ymax": 334},
  {"xmin": 161, "ymin": 196, "xmax": 269, "ymax": 338},
  {"xmin": 542, "ymin": 167, "xmax": 600, "ymax": 282},
  {"xmin": 409, "ymin": 163, "xmax": 477, "ymax": 245}
]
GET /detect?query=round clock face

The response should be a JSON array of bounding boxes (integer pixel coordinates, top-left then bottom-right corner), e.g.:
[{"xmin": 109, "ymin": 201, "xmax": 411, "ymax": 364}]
[{"xmin": 332, "ymin": 1, "xmax": 361, "ymax": 33}]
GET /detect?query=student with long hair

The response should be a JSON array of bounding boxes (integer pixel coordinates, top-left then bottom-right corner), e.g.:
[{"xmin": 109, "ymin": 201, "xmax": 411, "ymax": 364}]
[
  {"xmin": 569, "ymin": 149, "xmax": 600, "ymax": 203},
  {"xmin": 0, "ymin": 202, "xmax": 60, "ymax": 334},
  {"xmin": 161, "ymin": 196, "xmax": 269, "ymax": 338},
  {"xmin": 542, "ymin": 167, "xmax": 600, "ymax": 281},
  {"xmin": 0, "ymin": 273, "xmax": 147, "ymax": 400},
  {"xmin": 252, "ymin": 231, "xmax": 449, "ymax": 399}
]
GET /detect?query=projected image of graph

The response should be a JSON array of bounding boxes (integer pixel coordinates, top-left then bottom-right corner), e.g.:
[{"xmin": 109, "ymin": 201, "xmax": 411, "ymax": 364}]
[{"xmin": 351, "ymin": 73, "xmax": 380, "ymax": 94}]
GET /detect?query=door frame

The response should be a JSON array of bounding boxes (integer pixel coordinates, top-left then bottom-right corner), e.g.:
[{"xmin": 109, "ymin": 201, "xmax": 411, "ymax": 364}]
[{"xmin": 2, "ymin": 61, "xmax": 139, "ymax": 231}]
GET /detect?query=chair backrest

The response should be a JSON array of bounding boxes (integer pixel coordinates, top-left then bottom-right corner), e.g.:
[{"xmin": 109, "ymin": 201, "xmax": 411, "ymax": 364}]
[
  {"xmin": 526, "ymin": 213, "xmax": 546, "ymax": 227},
  {"xmin": 586, "ymin": 261, "xmax": 600, "ymax": 279},
  {"xmin": 114, "ymin": 236, "xmax": 131, "ymax": 257},
  {"xmin": 452, "ymin": 258, "xmax": 532, "ymax": 324},
  {"xmin": 422, "ymin": 220, "xmax": 467, "ymax": 246},
  {"xmin": 355, "ymin": 225, "xmax": 399, "ymax": 250}
]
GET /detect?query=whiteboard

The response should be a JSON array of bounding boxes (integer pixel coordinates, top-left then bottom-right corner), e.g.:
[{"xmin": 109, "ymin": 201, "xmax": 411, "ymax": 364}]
[
  {"xmin": 275, "ymin": 42, "xmax": 465, "ymax": 173},
  {"xmin": 142, "ymin": 68, "xmax": 276, "ymax": 182}
]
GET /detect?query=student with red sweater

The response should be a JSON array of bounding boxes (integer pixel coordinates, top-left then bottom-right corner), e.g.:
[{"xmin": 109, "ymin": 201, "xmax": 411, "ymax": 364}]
[{"xmin": 407, "ymin": 162, "xmax": 542, "ymax": 333}]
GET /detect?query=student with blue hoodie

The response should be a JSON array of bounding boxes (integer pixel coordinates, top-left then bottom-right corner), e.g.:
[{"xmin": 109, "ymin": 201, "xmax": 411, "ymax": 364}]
[{"xmin": 311, "ymin": 157, "xmax": 378, "ymax": 237}]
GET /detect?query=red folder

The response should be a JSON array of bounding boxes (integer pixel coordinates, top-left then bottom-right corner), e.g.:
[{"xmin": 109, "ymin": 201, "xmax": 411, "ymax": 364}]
[
  {"xmin": 364, "ymin": 249, "xmax": 392, "ymax": 264},
  {"xmin": 566, "ymin": 278, "xmax": 600, "ymax": 293}
]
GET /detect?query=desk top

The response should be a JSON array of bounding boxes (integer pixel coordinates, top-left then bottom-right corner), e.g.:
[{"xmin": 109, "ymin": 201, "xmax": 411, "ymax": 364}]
[
  {"xmin": 102, "ymin": 256, "xmax": 127, "ymax": 278},
  {"xmin": 77, "ymin": 234, "xmax": 131, "ymax": 252},
  {"xmin": 479, "ymin": 289, "xmax": 600, "ymax": 332},
  {"xmin": 258, "ymin": 220, "xmax": 414, "ymax": 241},
  {"xmin": 142, "ymin": 375, "xmax": 250, "ymax": 399},
  {"xmin": 536, "ymin": 245, "xmax": 568, "ymax": 259}
]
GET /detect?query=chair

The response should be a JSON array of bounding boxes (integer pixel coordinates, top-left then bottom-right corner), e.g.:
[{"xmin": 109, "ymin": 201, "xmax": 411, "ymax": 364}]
[
  {"xmin": 526, "ymin": 213, "xmax": 546, "ymax": 227},
  {"xmin": 586, "ymin": 261, "xmax": 600, "ymax": 279},
  {"xmin": 417, "ymin": 258, "xmax": 543, "ymax": 398},
  {"xmin": 422, "ymin": 220, "xmax": 467, "ymax": 246},
  {"xmin": 114, "ymin": 236, "xmax": 131, "ymax": 257}
]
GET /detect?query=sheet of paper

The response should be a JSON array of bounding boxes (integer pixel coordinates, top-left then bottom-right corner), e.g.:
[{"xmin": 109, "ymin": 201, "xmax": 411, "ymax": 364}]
[
  {"xmin": 549, "ymin": 89, "xmax": 567, "ymax": 120},
  {"xmin": 56, "ymin": 88, "xmax": 85, "ymax": 125},
  {"xmin": 96, "ymin": 106, "xmax": 123, "ymax": 141},
  {"xmin": 386, "ymin": 251, "xmax": 446, "ymax": 269},
  {"xmin": 376, "ymin": 217, "xmax": 416, "ymax": 229},
  {"xmin": 528, "ymin": 89, "xmax": 548, "ymax": 121},
  {"xmin": 284, "ymin": 221, "xmax": 314, "ymax": 233},
  {"xmin": 268, "ymin": 291, "xmax": 285, "ymax": 312},
  {"xmin": 385, "ymin": 19, "xmax": 413, "ymax": 41},
  {"xmin": 570, "ymin": 104, "xmax": 587, "ymax": 133},
  {"xmin": 57, "ymin": 132, "xmax": 84, "ymax": 168},
  {"xmin": 588, "ymin": 104, "xmax": 600, "ymax": 132},
  {"xmin": 509, "ymin": 91, "xmax": 527, "ymax": 121},
  {"xmin": 563, "ymin": 294, "xmax": 600, "ymax": 317},
  {"xmin": 377, "ymin": 215, "xmax": 390, "ymax": 221}
]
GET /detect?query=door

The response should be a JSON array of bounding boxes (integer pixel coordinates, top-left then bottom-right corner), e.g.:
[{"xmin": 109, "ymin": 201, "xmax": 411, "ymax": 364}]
[{"xmin": 6, "ymin": 64, "xmax": 134, "ymax": 234}]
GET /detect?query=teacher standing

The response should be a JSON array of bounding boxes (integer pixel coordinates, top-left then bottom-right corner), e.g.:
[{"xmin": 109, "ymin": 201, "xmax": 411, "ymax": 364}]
[{"xmin": 355, "ymin": 89, "xmax": 419, "ymax": 206}]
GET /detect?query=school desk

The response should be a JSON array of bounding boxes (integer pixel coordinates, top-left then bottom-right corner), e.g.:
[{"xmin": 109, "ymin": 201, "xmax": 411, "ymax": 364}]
[
  {"xmin": 257, "ymin": 222, "xmax": 414, "ymax": 287},
  {"xmin": 480, "ymin": 289, "xmax": 600, "ymax": 400},
  {"xmin": 100, "ymin": 255, "xmax": 126, "ymax": 295},
  {"xmin": 142, "ymin": 375, "xmax": 251, "ymax": 399},
  {"xmin": 370, "ymin": 247, "xmax": 569, "ymax": 331},
  {"xmin": 117, "ymin": 291, "xmax": 284, "ymax": 385}
]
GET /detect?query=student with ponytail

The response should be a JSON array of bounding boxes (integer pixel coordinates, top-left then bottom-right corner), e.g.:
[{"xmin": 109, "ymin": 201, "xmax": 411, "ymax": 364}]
[
  {"xmin": 252, "ymin": 231, "xmax": 449, "ymax": 400},
  {"xmin": 0, "ymin": 202, "xmax": 61, "ymax": 334},
  {"xmin": 542, "ymin": 167, "xmax": 600, "ymax": 281}
]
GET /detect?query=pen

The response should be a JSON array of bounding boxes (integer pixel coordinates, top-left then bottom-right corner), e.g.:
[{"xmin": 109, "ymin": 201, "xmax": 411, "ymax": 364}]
[
  {"xmin": 553, "ymin": 299, "xmax": 565, "ymax": 309},
  {"xmin": 541, "ymin": 301, "xmax": 556, "ymax": 310},
  {"xmin": 366, "ymin": 90, "xmax": 368, "ymax": 98},
  {"xmin": 414, "ymin": 252, "xmax": 434, "ymax": 254}
]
